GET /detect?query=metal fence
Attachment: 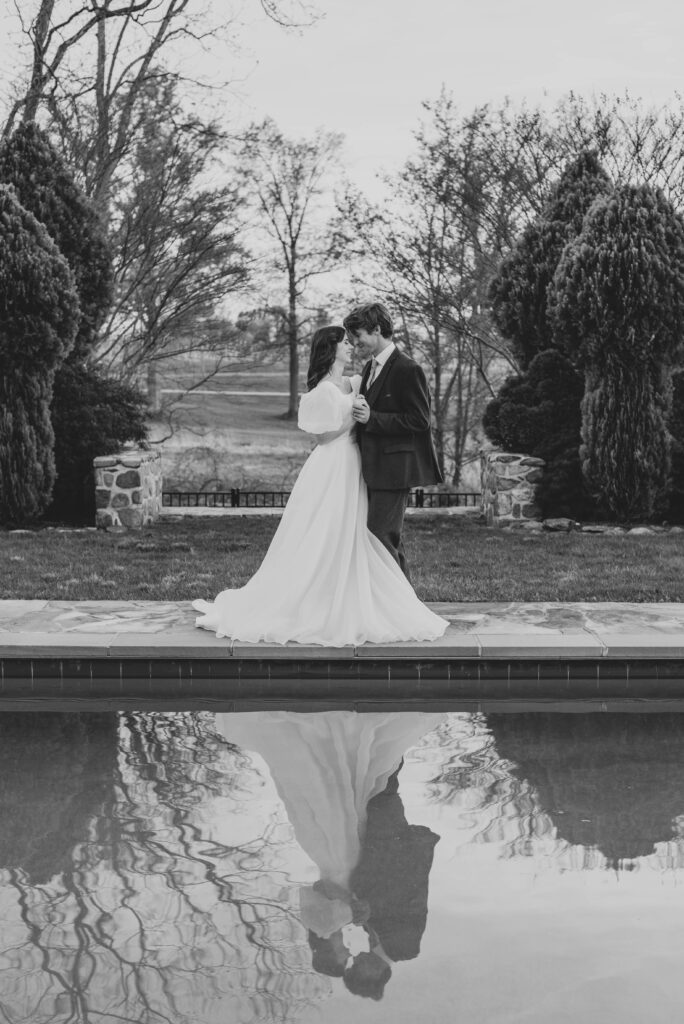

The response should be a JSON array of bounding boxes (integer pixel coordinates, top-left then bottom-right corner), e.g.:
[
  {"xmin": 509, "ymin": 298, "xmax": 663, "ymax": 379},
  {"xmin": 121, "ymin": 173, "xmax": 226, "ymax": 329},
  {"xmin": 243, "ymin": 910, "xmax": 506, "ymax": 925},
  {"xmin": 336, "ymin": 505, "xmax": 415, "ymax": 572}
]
[
  {"xmin": 409, "ymin": 489, "xmax": 480, "ymax": 508},
  {"xmin": 162, "ymin": 488, "xmax": 481, "ymax": 509}
]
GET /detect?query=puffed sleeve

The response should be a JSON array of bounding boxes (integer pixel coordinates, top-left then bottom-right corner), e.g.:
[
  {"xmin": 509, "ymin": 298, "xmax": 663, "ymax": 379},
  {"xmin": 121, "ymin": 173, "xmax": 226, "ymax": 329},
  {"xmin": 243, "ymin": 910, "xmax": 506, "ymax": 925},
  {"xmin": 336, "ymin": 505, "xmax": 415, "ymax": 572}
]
[{"xmin": 298, "ymin": 382, "xmax": 344, "ymax": 433}]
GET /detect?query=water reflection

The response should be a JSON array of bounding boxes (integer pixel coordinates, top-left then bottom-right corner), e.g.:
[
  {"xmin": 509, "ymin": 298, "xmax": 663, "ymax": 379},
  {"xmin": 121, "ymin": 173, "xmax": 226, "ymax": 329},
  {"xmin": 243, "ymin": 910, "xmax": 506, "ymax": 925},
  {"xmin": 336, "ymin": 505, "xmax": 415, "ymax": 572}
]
[
  {"xmin": 1, "ymin": 710, "xmax": 684, "ymax": 1022},
  {"xmin": 0, "ymin": 712, "xmax": 327, "ymax": 1023},
  {"xmin": 484, "ymin": 713, "xmax": 684, "ymax": 868},
  {"xmin": 428, "ymin": 713, "xmax": 684, "ymax": 871},
  {"xmin": 215, "ymin": 712, "xmax": 442, "ymax": 1001},
  {"xmin": 0, "ymin": 713, "xmax": 117, "ymax": 884}
]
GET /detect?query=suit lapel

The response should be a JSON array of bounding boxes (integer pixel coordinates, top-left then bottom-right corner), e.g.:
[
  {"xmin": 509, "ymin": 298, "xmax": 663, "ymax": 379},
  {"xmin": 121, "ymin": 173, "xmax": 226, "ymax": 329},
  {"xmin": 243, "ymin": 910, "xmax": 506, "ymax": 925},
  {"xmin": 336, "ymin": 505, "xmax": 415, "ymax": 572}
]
[
  {"xmin": 366, "ymin": 347, "xmax": 398, "ymax": 406},
  {"xmin": 360, "ymin": 359, "xmax": 373, "ymax": 395}
]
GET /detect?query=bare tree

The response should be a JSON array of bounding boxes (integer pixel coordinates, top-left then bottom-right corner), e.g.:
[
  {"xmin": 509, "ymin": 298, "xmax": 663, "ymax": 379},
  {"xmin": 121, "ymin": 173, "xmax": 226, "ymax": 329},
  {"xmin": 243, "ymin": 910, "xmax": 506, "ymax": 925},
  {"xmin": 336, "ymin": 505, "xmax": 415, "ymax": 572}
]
[
  {"xmin": 6, "ymin": 0, "xmax": 158, "ymax": 130},
  {"xmin": 4, "ymin": 0, "xmax": 322, "ymax": 217},
  {"xmin": 240, "ymin": 118, "xmax": 347, "ymax": 418},
  {"xmin": 95, "ymin": 74, "xmax": 250, "ymax": 390},
  {"xmin": 543, "ymin": 91, "xmax": 684, "ymax": 211},
  {"xmin": 341, "ymin": 95, "xmax": 515, "ymax": 483}
]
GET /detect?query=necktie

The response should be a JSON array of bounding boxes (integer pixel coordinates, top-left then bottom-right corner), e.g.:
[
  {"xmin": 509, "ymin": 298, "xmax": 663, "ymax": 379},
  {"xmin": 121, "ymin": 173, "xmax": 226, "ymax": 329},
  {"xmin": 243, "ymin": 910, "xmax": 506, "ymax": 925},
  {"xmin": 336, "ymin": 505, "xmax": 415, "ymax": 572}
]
[{"xmin": 369, "ymin": 357, "xmax": 379, "ymax": 386}]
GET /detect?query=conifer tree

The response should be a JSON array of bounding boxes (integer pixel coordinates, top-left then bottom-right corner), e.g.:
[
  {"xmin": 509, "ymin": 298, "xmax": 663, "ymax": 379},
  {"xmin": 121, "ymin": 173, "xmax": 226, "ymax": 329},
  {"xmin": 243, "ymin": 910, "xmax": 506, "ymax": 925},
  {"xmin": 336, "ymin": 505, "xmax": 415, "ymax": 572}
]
[
  {"xmin": 0, "ymin": 121, "xmax": 111, "ymax": 362},
  {"xmin": 490, "ymin": 150, "xmax": 611, "ymax": 369},
  {"xmin": 550, "ymin": 184, "xmax": 684, "ymax": 520},
  {"xmin": 0, "ymin": 123, "xmax": 147, "ymax": 522},
  {"xmin": 484, "ymin": 152, "xmax": 612, "ymax": 517},
  {"xmin": 0, "ymin": 185, "xmax": 79, "ymax": 523}
]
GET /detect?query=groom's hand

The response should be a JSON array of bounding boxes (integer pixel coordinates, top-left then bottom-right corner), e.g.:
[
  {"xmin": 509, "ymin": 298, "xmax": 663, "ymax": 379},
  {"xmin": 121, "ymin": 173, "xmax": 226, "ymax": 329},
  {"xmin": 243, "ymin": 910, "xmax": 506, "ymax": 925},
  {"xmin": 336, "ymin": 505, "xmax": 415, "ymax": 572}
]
[{"xmin": 352, "ymin": 396, "xmax": 370, "ymax": 423}]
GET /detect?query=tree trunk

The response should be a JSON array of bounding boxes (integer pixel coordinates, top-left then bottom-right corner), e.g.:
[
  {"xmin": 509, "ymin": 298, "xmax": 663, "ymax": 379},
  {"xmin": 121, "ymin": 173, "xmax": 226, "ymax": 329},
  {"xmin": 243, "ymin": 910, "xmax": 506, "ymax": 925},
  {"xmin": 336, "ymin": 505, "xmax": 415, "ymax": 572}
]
[
  {"xmin": 451, "ymin": 347, "xmax": 468, "ymax": 487},
  {"xmin": 433, "ymin": 421, "xmax": 445, "ymax": 478},
  {"xmin": 146, "ymin": 361, "xmax": 161, "ymax": 415},
  {"xmin": 286, "ymin": 255, "xmax": 298, "ymax": 419},
  {"xmin": 21, "ymin": 0, "xmax": 56, "ymax": 124},
  {"xmin": 432, "ymin": 336, "xmax": 446, "ymax": 477},
  {"xmin": 451, "ymin": 451, "xmax": 462, "ymax": 487},
  {"xmin": 91, "ymin": 9, "xmax": 113, "ymax": 222}
]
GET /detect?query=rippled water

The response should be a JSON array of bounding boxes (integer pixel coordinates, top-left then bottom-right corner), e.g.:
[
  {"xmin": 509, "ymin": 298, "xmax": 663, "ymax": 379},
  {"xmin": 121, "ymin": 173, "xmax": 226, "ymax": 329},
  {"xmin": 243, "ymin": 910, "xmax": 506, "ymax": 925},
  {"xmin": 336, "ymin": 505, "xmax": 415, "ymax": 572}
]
[{"xmin": 1, "ymin": 710, "xmax": 684, "ymax": 1023}]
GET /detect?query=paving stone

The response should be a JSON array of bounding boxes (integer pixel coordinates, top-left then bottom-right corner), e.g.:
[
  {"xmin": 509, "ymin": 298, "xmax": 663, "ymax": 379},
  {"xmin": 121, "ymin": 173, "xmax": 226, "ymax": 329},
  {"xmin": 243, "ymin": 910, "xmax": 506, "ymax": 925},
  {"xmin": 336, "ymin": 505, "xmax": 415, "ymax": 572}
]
[
  {"xmin": 232, "ymin": 641, "xmax": 354, "ymax": 659},
  {"xmin": 355, "ymin": 631, "xmax": 481, "ymax": 659},
  {"xmin": 476, "ymin": 633, "xmax": 605, "ymax": 658},
  {"xmin": 0, "ymin": 632, "xmax": 114, "ymax": 656},
  {"xmin": 543, "ymin": 517, "xmax": 576, "ymax": 532},
  {"xmin": 108, "ymin": 630, "xmax": 235, "ymax": 657},
  {"xmin": 0, "ymin": 600, "xmax": 49, "ymax": 625},
  {"xmin": 600, "ymin": 635, "xmax": 684, "ymax": 658}
]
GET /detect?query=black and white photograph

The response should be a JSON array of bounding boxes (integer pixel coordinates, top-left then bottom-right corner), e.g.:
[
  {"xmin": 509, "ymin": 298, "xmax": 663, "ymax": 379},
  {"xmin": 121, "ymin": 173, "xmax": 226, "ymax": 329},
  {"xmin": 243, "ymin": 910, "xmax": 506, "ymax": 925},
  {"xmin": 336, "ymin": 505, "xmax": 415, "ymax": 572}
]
[{"xmin": 1, "ymin": 0, "xmax": 684, "ymax": 1020}]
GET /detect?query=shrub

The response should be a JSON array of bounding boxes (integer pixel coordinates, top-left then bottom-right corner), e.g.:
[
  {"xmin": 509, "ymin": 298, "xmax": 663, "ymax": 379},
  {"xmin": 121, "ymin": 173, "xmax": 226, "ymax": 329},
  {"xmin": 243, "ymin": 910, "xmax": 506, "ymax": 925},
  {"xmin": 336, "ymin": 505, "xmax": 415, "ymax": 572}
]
[
  {"xmin": 483, "ymin": 349, "xmax": 595, "ymax": 519},
  {"xmin": 666, "ymin": 369, "xmax": 684, "ymax": 522},
  {"xmin": 46, "ymin": 363, "xmax": 148, "ymax": 524}
]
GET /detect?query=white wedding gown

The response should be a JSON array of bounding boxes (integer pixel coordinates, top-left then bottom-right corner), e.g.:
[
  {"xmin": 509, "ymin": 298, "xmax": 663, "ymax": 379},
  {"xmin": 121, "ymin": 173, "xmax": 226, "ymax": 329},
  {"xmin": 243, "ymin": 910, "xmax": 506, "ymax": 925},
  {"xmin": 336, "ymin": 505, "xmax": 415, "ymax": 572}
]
[{"xmin": 192, "ymin": 375, "xmax": 449, "ymax": 646}]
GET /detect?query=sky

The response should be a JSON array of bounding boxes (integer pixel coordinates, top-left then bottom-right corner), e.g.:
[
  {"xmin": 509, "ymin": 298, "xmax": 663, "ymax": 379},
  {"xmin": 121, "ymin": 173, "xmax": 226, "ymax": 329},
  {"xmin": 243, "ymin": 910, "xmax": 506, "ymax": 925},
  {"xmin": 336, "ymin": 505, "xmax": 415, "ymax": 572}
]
[
  {"xmin": 219, "ymin": 0, "xmax": 684, "ymax": 196},
  {"xmin": 2, "ymin": 0, "xmax": 680, "ymax": 200}
]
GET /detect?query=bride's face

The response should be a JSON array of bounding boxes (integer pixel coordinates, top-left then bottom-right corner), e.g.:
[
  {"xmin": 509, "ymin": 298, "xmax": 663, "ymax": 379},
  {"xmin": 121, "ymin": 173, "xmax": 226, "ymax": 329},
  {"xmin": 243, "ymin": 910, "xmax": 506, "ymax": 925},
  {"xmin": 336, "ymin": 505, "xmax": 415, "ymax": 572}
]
[{"xmin": 336, "ymin": 336, "xmax": 353, "ymax": 366}]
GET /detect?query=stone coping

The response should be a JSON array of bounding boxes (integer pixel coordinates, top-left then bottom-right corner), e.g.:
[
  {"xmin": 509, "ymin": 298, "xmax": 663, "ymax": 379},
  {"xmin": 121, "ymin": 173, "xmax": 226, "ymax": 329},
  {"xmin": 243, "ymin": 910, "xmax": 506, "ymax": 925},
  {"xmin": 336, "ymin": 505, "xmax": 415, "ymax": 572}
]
[
  {"xmin": 1, "ymin": 600, "xmax": 683, "ymax": 706},
  {"xmin": 1, "ymin": 599, "xmax": 683, "ymax": 661}
]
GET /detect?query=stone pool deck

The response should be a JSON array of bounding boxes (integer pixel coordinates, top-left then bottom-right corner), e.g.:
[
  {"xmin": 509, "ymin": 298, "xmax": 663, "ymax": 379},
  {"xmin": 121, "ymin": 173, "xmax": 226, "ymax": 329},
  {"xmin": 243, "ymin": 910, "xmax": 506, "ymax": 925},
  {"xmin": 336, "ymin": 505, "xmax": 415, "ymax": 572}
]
[{"xmin": 1, "ymin": 599, "xmax": 684, "ymax": 708}]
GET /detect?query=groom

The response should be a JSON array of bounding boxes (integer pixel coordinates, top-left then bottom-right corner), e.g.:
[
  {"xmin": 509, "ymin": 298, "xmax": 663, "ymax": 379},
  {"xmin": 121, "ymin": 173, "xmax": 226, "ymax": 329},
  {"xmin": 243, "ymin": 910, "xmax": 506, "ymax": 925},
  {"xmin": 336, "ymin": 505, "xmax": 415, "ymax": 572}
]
[{"xmin": 343, "ymin": 302, "xmax": 442, "ymax": 580}]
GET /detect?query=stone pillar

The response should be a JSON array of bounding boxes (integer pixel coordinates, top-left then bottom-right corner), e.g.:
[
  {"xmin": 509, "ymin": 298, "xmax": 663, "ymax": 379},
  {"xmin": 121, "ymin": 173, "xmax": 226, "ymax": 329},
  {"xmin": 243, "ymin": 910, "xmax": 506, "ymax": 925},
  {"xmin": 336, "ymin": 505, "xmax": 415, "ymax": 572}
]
[
  {"xmin": 94, "ymin": 449, "xmax": 162, "ymax": 529},
  {"xmin": 480, "ymin": 451, "xmax": 545, "ymax": 526}
]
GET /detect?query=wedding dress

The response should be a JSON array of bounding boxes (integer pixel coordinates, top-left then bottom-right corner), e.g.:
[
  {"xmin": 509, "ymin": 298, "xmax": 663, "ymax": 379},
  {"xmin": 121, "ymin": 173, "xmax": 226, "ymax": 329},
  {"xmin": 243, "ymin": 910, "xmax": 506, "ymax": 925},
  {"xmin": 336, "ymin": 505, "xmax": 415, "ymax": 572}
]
[{"xmin": 192, "ymin": 375, "xmax": 449, "ymax": 646}]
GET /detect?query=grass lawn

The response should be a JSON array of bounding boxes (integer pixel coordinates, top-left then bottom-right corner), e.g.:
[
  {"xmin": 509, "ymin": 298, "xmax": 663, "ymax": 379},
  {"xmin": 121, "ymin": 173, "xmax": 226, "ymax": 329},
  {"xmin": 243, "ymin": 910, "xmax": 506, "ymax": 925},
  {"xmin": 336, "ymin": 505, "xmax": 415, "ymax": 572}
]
[{"xmin": 2, "ymin": 516, "xmax": 683, "ymax": 603}]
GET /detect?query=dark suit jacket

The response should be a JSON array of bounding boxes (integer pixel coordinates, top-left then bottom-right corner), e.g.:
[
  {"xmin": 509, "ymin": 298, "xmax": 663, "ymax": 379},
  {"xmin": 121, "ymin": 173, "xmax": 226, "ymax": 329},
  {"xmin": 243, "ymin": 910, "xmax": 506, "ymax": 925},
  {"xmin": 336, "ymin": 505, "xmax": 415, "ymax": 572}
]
[
  {"xmin": 357, "ymin": 348, "xmax": 442, "ymax": 490},
  {"xmin": 350, "ymin": 775, "xmax": 439, "ymax": 962}
]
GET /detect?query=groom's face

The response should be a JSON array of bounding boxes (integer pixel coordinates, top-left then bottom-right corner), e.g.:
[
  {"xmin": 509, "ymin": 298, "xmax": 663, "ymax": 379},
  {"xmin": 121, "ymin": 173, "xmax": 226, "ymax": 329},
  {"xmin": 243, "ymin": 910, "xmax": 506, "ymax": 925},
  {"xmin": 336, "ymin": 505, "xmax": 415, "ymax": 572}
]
[{"xmin": 350, "ymin": 326, "xmax": 383, "ymax": 360}]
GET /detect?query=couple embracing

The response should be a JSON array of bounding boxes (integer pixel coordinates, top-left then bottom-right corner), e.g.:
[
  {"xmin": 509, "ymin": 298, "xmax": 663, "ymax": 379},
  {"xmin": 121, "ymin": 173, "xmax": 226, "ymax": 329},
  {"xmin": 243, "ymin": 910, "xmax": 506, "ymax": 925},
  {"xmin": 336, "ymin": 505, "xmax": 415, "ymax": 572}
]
[{"xmin": 193, "ymin": 302, "xmax": 448, "ymax": 646}]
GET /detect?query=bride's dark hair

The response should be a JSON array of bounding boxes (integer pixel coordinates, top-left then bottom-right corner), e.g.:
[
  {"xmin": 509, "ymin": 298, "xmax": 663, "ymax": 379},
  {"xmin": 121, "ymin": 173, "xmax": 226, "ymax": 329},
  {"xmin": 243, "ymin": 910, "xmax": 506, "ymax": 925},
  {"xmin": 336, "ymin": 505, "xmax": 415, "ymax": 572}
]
[{"xmin": 307, "ymin": 325, "xmax": 346, "ymax": 390}]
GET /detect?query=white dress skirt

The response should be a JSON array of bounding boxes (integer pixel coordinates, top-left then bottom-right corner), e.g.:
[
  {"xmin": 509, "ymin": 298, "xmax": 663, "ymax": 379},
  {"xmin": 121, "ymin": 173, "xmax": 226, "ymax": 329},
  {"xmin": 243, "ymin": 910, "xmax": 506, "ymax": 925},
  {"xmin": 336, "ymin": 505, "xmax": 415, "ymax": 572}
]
[{"xmin": 192, "ymin": 375, "xmax": 449, "ymax": 646}]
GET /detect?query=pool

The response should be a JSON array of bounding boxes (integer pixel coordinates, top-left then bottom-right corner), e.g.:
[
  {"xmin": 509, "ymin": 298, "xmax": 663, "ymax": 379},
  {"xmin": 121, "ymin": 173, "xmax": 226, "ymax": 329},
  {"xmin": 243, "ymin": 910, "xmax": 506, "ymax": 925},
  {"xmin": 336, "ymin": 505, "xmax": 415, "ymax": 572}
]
[{"xmin": 1, "ymin": 708, "xmax": 683, "ymax": 1022}]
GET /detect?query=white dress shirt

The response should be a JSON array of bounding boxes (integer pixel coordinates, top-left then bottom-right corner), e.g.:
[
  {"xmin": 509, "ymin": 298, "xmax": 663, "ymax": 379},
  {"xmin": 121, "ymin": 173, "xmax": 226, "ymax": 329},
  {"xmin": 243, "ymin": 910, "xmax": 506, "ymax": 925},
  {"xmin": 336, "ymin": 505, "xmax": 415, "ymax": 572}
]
[{"xmin": 368, "ymin": 342, "xmax": 395, "ymax": 387}]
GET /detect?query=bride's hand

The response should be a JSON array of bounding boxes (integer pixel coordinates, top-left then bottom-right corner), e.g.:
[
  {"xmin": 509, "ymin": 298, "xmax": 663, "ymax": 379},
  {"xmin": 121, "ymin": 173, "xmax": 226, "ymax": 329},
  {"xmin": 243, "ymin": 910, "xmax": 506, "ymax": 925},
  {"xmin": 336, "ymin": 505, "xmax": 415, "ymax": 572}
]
[{"xmin": 352, "ymin": 397, "xmax": 370, "ymax": 423}]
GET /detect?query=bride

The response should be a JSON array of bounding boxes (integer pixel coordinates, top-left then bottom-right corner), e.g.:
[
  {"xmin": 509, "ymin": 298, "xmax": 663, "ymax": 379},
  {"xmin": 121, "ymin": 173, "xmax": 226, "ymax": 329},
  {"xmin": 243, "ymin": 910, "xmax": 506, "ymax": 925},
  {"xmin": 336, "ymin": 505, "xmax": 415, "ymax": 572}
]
[{"xmin": 192, "ymin": 326, "xmax": 448, "ymax": 646}]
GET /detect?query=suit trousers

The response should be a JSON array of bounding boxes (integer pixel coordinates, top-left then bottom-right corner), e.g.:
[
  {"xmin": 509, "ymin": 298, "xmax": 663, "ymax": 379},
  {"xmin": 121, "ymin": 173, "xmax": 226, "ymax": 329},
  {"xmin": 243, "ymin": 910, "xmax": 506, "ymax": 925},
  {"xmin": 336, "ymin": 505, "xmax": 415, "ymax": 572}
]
[{"xmin": 367, "ymin": 488, "xmax": 411, "ymax": 582}]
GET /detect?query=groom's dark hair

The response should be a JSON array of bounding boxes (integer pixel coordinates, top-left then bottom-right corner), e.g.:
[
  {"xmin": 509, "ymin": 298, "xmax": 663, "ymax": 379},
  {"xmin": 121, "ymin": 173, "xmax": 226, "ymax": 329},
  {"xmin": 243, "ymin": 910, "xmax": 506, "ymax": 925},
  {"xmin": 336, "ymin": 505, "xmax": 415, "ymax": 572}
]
[
  {"xmin": 343, "ymin": 951, "xmax": 392, "ymax": 1000},
  {"xmin": 343, "ymin": 302, "xmax": 393, "ymax": 339}
]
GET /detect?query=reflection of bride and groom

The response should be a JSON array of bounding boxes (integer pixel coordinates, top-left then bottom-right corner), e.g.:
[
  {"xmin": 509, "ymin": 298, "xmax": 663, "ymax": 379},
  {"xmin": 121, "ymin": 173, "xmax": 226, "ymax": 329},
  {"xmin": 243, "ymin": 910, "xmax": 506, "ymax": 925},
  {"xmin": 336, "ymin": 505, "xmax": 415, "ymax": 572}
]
[{"xmin": 215, "ymin": 710, "xmax": 444, "ymax": 1000}]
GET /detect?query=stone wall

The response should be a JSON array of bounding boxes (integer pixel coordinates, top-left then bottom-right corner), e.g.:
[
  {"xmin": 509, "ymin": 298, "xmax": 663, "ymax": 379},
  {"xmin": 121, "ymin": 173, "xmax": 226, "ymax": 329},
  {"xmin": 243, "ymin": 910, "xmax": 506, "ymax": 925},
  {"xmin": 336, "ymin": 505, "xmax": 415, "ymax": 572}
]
[
  {"xmin": 480, "ymin": 451, "xmax": 545, "ymax": 526},
  {"xmin": 94, "ymin": 449, "xmax": 162, "ymax": 529}
]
